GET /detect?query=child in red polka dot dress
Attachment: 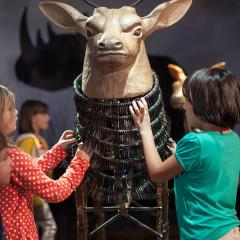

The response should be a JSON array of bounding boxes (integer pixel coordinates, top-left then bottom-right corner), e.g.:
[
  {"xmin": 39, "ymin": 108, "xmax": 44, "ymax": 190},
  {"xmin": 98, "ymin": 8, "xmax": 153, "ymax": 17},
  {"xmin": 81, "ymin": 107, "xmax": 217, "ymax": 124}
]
[{"xmin": 0, "ymin": 85, "xmax": 92, "ymax": 240}]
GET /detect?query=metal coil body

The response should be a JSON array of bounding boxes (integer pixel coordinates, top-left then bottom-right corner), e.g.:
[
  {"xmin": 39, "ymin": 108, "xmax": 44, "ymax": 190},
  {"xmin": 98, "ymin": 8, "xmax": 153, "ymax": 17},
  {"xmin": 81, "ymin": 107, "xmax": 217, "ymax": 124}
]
[{"xmin": 73, "ymin": 72, "xmax": 171, "ymax": 204}]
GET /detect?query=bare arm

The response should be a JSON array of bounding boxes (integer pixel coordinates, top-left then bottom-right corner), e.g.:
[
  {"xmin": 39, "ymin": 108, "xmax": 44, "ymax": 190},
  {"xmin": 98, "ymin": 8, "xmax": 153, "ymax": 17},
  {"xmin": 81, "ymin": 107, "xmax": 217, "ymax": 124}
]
[{"xmin": 129, "ymin": 97, "xmax": 183, "ymax": 182}]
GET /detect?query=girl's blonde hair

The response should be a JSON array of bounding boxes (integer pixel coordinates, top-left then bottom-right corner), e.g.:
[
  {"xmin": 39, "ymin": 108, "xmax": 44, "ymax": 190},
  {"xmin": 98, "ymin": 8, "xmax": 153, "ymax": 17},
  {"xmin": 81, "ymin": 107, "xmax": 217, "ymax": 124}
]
[{"xmin": 0, "ymin": 85, "xmax": 16, "ymax": 133}]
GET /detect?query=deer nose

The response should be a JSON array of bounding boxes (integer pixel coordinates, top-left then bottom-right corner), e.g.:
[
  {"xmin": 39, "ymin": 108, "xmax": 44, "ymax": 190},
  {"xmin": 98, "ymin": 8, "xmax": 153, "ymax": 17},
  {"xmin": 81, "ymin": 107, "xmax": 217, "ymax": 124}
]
[{"xmin": 98, "ymin": 39, "xmax": 123, "ymax": 50}]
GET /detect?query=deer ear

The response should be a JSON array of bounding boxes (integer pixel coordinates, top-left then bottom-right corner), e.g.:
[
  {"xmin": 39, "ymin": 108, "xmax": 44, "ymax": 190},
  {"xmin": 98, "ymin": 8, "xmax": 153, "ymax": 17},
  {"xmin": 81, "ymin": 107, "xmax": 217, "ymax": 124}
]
[
  {"xmin": 142, "ymin": 0, "xmax": 192, "ymax": 38},
  {"xmin": 39, "ymin": 2, "xmax": 87, "ymax": 36}
]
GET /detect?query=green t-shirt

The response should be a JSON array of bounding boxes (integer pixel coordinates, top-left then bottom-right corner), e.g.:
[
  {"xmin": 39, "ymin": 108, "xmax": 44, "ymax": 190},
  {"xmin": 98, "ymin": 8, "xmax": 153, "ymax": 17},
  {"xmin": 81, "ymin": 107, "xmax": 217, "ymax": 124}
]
[{"xmin": 174, "ymin": 131, "xmax": 240, "ymax": 240}]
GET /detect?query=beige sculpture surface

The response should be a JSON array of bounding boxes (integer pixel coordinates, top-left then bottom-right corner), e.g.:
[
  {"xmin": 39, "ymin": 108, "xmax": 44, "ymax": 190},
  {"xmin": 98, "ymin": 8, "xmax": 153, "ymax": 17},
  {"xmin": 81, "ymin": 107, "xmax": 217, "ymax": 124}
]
[{"xmin": 39, "ymin": 0, "xmax": 192, "ymax": 99}]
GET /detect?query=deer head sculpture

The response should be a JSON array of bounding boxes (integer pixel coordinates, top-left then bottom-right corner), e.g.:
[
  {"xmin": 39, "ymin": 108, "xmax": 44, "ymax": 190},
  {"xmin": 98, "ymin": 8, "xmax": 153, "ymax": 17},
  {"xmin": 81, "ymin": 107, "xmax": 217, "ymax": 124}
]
[{"xmin": 39, "ymin": 0, "xmax": 192, "ymax": 99}]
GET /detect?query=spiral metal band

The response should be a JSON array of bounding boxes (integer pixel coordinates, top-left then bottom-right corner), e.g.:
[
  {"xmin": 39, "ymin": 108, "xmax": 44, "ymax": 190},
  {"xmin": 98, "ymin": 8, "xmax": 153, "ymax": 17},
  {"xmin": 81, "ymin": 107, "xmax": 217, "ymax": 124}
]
[{"xmin": 73, "ymin": 72, "xmax": 171, "ymax": 203}]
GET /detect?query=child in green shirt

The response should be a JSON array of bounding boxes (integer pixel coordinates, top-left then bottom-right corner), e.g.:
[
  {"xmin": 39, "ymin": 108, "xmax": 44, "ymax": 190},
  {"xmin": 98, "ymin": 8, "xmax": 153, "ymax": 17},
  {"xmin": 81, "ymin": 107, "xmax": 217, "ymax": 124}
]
[{"xmin": 130, "ymin": 67, "xmax": 240, "ymax": 239}]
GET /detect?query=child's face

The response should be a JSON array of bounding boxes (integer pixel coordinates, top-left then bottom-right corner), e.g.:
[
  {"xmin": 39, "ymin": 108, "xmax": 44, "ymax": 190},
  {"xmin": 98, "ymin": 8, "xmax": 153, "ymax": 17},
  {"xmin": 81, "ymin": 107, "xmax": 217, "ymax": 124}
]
[
  {"xmin": 32, "ymin": 112, "xmax": 50, "ymax": 131},
  {"xmin": 183, "ymin": 99, "xmax": 202, "ymax": 129},
  {"xmin": 0, "ymin": 148, "xmax": 12, "ymax": 185}
]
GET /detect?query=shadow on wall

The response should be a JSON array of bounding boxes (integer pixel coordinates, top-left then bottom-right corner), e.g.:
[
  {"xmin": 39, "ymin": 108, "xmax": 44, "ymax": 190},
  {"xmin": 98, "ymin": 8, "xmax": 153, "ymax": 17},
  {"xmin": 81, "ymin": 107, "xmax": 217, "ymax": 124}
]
[{"xmin": 15, "ymin": 8, "xmax": 87, "ymax": 91}]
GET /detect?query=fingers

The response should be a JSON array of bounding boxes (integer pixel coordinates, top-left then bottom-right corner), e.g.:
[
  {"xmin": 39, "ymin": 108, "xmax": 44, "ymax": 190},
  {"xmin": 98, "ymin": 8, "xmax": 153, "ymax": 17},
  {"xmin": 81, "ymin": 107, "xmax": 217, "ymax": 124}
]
[
  {"xmin": 64, "ymin": 137, "xmax": 76, "ymax": 145},
  {"xmin": 129, "ymin": 106, "xmax": 136, "ymax": 120},
  {"xmin": 63, "ymin": 130, "xmax": 74, "ymax": 139},
  {"xmin": 62, "ymin": 130, "xmax": 74, "ymax": 135},
  {"xmin": 130, "ymin": 98, "xmax": 148, "ymax": 116},
  {"xmin": 77, "ymin": 141, "xmax": 93, "ymax": 157},
  {"xmin": 137, "ymin": 100, "xmax": 145, "ymax": 113},
  {"xmin": 63, "ymin": 130, "xmax": 76, "ymax": 143},
  {"xmin": 83, "ymin": 144, "xmax": 92, "ymax": 156},
  {"xmin": 78, "ymin": 142, "xmax": 84, "ymax": 149},
  {"xmin": 169, "ymin": 137, "xmax": 176, "ymax": 145},
  {"xmin": 85, "ymin": 144, "xmax": 92, "ymax": 153},
  {"xmin": 57, "ymin": 130, "xmax": 77, "ymax": 150},
  {"xmin": 132, "ymin": 100, "xmax": 140, "ymax": 114},
  {"xmin": 168, "ymin": 138, "xmax": 177, "ymax": 152},
  {"xmin": 140, "ymin": 97, "xmax": 148, "ymax": 109},
  {"xmin": 61, "ymin": 130, "xmax": 76, "ymax": 142},
  {"xmin": 85, "ymin": 145, "xmax": 93, "ymax": 158}
]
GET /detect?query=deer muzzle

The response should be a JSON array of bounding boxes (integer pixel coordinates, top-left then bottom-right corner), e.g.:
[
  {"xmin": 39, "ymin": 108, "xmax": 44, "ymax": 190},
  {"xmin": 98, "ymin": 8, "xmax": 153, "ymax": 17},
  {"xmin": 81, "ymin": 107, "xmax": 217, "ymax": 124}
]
[{"xmin": 98, "ymin": 38, "xmax": 123, "ymax": 51}]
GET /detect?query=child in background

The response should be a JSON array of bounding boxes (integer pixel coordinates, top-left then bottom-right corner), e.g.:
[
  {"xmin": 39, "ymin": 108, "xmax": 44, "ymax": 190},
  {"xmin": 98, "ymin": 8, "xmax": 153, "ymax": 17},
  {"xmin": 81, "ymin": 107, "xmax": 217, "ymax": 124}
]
[
  {"xmin": 130, "ymin": 67, "xmax": 240, "ymax": 239},
  {"xmin": 16, "ymin": 100, "xmax": 56, "ymax": 240},
  {"xmin": 0, "ymin": 84, "xmax": 91, "ymax": 240}
]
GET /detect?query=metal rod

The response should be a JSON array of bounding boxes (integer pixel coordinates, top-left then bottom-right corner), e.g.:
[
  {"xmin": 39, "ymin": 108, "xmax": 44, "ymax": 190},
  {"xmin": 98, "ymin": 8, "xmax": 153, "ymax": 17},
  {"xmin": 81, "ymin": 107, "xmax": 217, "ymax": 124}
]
[
  {"xmin": 88, "ymin": 213, "xmax": 121, "ymax": 238},
  {"xmin": 85, "ymin": 206, "xmax": 162, "ymax": 212},
  {"xmin": 128, "ymin": 207, "xmax": 162, "ymax": 212},
  {"xmin": 85, "ymin": 206, "xmax": 119, "ymax": 212},
  {"xmin": 162, "ymin": 181, "xmax": 169, "ymax": 240},
  {"xmin": 75, "ymin": 189, "xmax": 88, "ymax": 240},
  {"xmin": 156, "ymin": 184, "xmax": 163, "ymax": 240},
  {"xmin": 82, "ymin": 0, "xmax": 143, "ymax": 8},
  {"xmin": 129, "ymin": 0, "xmax": 143, "ymax": 7},
  {"xmin": 82, "ymin": 0, "xmax": 99, "ymax": 8},
  {"xmin": 124, "ymin": 214, "xmax": 162, "ymax": 238}
]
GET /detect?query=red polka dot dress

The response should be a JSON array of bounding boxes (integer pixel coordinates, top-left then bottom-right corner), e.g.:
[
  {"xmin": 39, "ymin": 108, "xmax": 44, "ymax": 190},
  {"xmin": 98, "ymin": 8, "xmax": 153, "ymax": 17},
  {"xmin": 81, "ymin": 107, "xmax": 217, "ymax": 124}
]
[{"xmin": 0, "ymin": 145, "xmax": 89, "ymax": 240}]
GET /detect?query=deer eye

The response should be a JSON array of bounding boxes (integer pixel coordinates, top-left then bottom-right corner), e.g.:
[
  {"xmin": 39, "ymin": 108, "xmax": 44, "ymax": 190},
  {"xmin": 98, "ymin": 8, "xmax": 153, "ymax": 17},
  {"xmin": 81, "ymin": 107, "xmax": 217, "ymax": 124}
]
[
  {"xmin": 133, "ymin": 27, "xmax": 142, "ymax": 38},
  {"xmin": 86, "ymin": 25, "xmax": 102, "ymax": 39},
  {"xmin": 86, "ymin": 28, "xmax": 94, "ymax": 38}
]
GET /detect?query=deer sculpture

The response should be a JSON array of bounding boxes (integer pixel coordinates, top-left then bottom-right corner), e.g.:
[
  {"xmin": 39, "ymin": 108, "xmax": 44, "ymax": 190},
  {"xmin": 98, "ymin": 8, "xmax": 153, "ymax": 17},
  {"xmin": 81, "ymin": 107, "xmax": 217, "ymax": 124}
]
[{"xmin": 39, "ymin": 0, "xmax": 192, "ymax": 239}]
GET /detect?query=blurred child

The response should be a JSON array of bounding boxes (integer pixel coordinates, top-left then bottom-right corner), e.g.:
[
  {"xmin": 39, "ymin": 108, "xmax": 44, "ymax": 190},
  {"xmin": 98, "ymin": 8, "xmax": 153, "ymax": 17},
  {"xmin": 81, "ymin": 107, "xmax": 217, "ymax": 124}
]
[
  {"xmin": 130, "ymin": 68, "xmax": 240, "ymax": 239},
  {"xmin": 0, "ymin": 84, "xmax": 91, "ymax": 240}
]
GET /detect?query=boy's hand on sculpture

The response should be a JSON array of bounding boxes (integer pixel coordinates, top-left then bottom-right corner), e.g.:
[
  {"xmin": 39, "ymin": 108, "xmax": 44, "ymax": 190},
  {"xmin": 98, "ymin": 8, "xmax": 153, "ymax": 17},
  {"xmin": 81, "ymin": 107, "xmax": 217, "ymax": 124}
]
[
  {"xmin": 57, "ymin": 130, "xmax": 76, "ymax": 150},
  {"xmin": 129, "ymin": 97, "xmax": 152, "ymax": 134}
]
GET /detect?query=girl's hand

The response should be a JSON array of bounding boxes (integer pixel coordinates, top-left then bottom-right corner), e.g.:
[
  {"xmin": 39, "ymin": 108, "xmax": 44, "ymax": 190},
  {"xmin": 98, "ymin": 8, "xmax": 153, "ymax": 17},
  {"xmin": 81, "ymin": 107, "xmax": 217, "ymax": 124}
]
[
  {"xmin": 168, "ymin": 138, "xmax": 177, "ymax": 153},
  {"xmin": 129, "ymin": 97, "xmax": 152, "ymax": 134},
  {"xmin": 57, "ymin": 130, "xmax": 76, "ymax": 150},
  {"xmin": 75, "ymin": 142, "xmax": 93, "ymax": 163}
]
